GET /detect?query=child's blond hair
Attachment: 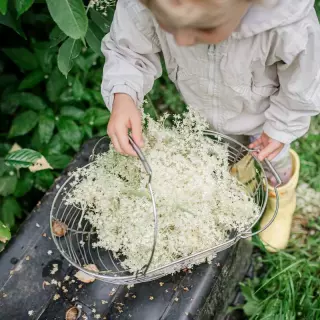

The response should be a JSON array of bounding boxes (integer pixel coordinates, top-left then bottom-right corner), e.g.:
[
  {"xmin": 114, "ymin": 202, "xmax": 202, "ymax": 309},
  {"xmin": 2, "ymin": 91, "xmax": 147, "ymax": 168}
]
[{"xmin": 141, "ymin": 0, "xmax": 260, "ymax": 30}]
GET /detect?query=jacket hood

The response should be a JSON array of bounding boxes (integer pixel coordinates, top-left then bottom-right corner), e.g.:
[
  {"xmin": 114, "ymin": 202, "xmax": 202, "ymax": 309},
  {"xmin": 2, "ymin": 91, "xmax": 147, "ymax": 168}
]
[{"xmin": 233, "ymin": 0, "xmax": 315, "ymax": 39}]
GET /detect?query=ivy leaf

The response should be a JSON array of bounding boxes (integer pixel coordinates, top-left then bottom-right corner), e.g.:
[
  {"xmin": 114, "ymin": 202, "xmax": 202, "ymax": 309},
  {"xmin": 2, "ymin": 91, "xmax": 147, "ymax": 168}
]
[
  {"xmin": 47, "ymin": 154, "xmax": 72, "ymax": 169},
  {"xmin": 82, "ymin": 108, "xmax": 110, "ymax": 127},
  {"xmin": 60, "ymin": 106, "xmax": 84, "ymax": 120},
  {"xmin": 5, "ymin": 148, "xmax": 42, "ymax": 168},
  {"xmin": 46, "ymin": 67, "xmax": 67, "ymax": 102},
  {"xmin": 89, "ymin": 8, "xmax": 113, "ymax": 33},
  {"xmin": 34, "ymin": 170, "xmax": 54, "ymax": 191},
  {"xmin": 85, "ymin": 21, "xmax": 104, "ymax": 55},
  {"xmin": 0, "ymin": 221, "xmax": 11, "ymax": 244},
  {"xmin": 0, "ymin": 175, "xmax": 17, "ymax": 196},
  {"xmin": 0, "ymin": 0, "xmax": 8, "ymax": 15},
  {"xmin": 18, "ymin": 70, "xmax": 45, "ymax": 90},
  {"xmin": 14, "ymin": 171, "xmax": 34, "ymax": 197},
  {"xmin": 9, "ymin": 111, "xmax": 39, "ymax": 138},
  {"xmin": 46, "ymin": 0, "xmax": 88, "ymax": 39},
  {"xmin": 4, "ymin": 92, "xmax": 47, "ymax": 112},
  {"xmin": 49, "ymin": 25, "xmax": 67, "ymax": 48},
  {"xmin": 38, "ymin": 109, "xmax": 55, "ymax": 145},
  {"xmin": 57, "ymin": 116, "xmax": 82, "ymax": 151},
  {"xmin": 57, "ymin": 38, "xmax": 81, "ymax": 77},
  {"xmin": 72, "ymin": 77, "xmax": 84, "ymax": 100},
  {"xmin": 15, "ymin": 0, "xmax": 34, "ymax": 17},
  {"xmin": 2, "ymin": 48, "xmax": 38, "ymax": 71}
]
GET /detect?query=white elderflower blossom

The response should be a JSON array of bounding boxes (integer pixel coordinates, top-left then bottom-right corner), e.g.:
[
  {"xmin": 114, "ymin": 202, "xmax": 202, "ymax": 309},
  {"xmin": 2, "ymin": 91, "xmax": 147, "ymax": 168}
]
[
  {"xmin": 88, "ymin": 0, "xmax": 116, "ymax": 15},
  {"xmin": 66, "ymin": 109, "xmax": 259, "ymax": 273}
]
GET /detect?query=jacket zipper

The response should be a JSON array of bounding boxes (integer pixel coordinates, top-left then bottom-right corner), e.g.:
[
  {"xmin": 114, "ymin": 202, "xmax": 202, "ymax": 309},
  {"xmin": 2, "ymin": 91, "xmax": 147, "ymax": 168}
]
[{"xmin": 208, "ymin": 44, "xmax": 217, "ymax": 129}]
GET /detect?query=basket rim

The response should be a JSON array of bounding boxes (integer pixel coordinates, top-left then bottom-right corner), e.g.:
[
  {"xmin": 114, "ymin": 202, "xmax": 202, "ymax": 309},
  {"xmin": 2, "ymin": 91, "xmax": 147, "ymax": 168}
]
[{"xmin": 50, "ymin": 130, "xmax": 270, "ymax": 282}]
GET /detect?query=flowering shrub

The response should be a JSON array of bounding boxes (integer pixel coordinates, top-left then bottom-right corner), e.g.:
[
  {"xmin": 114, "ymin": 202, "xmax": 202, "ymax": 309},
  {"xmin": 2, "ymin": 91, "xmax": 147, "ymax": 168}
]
[{"xmin": 66, "ymin": 109, "xmax": 259, "ymax": 272}]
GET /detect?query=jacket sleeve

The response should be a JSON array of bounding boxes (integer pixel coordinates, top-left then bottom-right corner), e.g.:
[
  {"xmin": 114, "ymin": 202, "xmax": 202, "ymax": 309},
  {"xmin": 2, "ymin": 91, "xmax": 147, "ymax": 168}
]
[
  {"xmin": 263, "ymin": 13, "xmax": 320, "ymax": 144},
  {"xmin": 101, "ymin": 0, "xmax": 162, "ymax": 110}
]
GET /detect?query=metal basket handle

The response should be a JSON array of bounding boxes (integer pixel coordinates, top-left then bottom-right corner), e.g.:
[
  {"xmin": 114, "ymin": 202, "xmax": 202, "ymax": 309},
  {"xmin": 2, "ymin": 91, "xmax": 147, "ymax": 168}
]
[
  {"xmin": 240, "ymin": 158, "xmax": 282, "ymax": 239},
  {"xmin": 90, "ymin": 135, "xmax": 158, "ymax": 275}
]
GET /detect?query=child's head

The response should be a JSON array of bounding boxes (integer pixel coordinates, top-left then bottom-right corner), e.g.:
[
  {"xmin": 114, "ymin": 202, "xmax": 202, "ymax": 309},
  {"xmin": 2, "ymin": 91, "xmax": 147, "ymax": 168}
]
[{"xmin": 140, "ymin": 0, "xmax": 254, "ymax": 45}]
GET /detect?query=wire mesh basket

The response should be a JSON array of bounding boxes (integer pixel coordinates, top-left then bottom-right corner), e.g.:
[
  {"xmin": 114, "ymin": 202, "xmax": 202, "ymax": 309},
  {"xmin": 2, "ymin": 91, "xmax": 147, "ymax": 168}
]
[{"xmin": 50, "ymin": 130, "xmax": 281, "ymax": 284}]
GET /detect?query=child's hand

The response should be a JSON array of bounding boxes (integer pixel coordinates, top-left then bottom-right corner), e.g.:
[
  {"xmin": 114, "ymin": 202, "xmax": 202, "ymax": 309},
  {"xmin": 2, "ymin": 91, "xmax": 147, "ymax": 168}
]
[
  {"xmin": 249, "ymin": 132, "xmax": 284, "ymax": 161},
  {"xmin": 107, "ymin": 93, "xmax": 144, "ymax": 156}
]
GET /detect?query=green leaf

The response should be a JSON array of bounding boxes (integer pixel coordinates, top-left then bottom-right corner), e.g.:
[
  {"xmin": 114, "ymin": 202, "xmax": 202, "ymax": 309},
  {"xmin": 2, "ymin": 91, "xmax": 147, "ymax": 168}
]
[
  {"xmin": 0, "ymin": 4, "xmax": 25, "ymax": 37},
  {"xmin": 243, "ymin": 301, "xmax": 261, "ymax": 316},
  {"xmin": 82, "ymin": 108, "xmax": 110, "ymax": 127},
  {"xmin": 2, "ymin": 48, "xmax": 38, "ymax": 71},
  {"xmin": 0, "ymin": 158, "xmax": 8, "ymax": 176},
  {"xmin": 30, "ymin": 129, "xmax": 43, "ymax": 151},
  {"xmin": 90, "ymin": 8, "xmax": 112, "ymax": 33},
  {"xmin": 46, "ymin": 0, "xmax": 88, "ymax": 39},
  {"xmin": 60, "ymin": 105, "xmax": 84, "ymax": 120},
  {"xmin": 0, "ymin": 201, "xmax": 15, "ymax": 229},
  {"xmin": 34, "ymin": 170, "xmax": 54, "ymax": 191},
  {"xmin": 57, "ymin": 116, "xmax": 82, "ymax": 151},
  {"xmin": 57, "ymin": 38, "xmax": 82, "ymax": 77},
  {"xmin": 0, "ymin": 221, "xmax": 11, "ymax": 244},
  {"xmin": 15, "ymin": 0, "xmax": 34, "ymax": 17},
  {"xmin": 0, "ymin": 0, "xmax": 8, "ymax": 15},
  {"xmin": 85, "ymin": 21, "xmax": 104, "ymax": 55},
  {"xmin": 33, "ymin": 42, "xmax": 55, "ymax": 73},
  {"xmin": 58, "ymin": 89, "xmax": 76, "ymax": 103},
  {"xmin": 0, "ymin": 175, "xmax": 17, "ymax": 196},
  {"xmin": 0, "ymin": 144, "xmax": 11, "ymax": 157},
  {"xmin": 72, "ymin": 77, "xmax": 84, "ymax": 100},
  {"xmin": 83, "ymin": 125, "xmax": 93, "ymax": 138},
  {"xmin": 49, "ymin": 25, "xmax": 67, "ymax": 47},
  {"xmin": 3, "ymin": 92, "xmax": 47, "ymax": 113},
  {"xmin": 0, "ymin": 74, "xmax": 18, "ymax": 90},
  {"xmin": 5, "ymin": 149, "xmax": 42, "ymax": 168},
  {"xmin": 44, "ymin": 134, "xmax": 70, "ymax": 156},
  {"xmin": 2, "ymin": 197, "xmax": 22, "ymax": 222},
  {"xmin": 47, "ymin": 154, "xmax": 72, "ymax": 169},
  {"xmin": 9, "ymin": 111, "xmax": 39, "ymax": 138},
  {"xmin": 14, "ymin": 171, "xmax": 34, "ymax": 197},
  {"xmin": 46, "ymin": 67, "xmax": 67, "ymax": 102},
  {"xmin": 38, "ymin": 109, "xmax": 55, "ymax": 145},
  {"xmin": 18, "ymin": 70, "xmax": 45, "ymax": 90}
]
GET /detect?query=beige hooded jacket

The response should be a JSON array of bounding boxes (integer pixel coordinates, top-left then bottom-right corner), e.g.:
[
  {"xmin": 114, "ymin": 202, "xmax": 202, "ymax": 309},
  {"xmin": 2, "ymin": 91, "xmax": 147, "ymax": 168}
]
[{"xmin": 101, "ymin": 0, "xmax": 320, "ymax": 144}]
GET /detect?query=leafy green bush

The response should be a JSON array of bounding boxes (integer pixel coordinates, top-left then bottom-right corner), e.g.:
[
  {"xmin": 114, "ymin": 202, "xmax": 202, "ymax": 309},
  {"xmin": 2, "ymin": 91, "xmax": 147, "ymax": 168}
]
[
  {"xmin": 0, "ymin": 0, "xmax": 113, "ymax": 244},
  {"xmin": 0, "ymin": 0, "xmax": 185, "ymax": 246}
]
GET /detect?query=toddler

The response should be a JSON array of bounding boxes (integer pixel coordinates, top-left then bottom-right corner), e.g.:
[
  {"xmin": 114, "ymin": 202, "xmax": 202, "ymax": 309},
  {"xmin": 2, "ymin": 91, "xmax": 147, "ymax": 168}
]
[{"xmin": 101, "ymin": 0, "xmax": 320, "ymax": 251}]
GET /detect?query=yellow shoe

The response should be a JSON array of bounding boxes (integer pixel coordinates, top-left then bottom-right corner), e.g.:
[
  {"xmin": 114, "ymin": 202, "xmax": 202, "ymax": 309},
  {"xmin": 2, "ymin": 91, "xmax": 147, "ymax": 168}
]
[{"xmin": 259, "ymin": 149, "xmax": 300, "ymax": 252}]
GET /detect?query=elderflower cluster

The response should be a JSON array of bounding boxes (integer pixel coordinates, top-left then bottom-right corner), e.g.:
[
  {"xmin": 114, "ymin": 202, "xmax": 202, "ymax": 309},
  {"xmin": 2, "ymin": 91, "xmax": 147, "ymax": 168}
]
[
  {"xmin": 88, "ymin": 0, "xmax": 116, "ymax": 15},
  {"xmin": 66, "ymin": 110, "xmax": 259, "ymax": 273}
]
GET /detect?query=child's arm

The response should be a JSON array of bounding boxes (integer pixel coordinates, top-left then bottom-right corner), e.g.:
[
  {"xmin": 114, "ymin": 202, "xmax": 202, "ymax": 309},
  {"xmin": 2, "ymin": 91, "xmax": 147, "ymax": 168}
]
[
  {"xmin": 251, "ymin": 17, "xmax": 320, "ymax": 161},
  {"xmin": 101, "ymin": 0, "xmax": 162, "ymax": 155}
]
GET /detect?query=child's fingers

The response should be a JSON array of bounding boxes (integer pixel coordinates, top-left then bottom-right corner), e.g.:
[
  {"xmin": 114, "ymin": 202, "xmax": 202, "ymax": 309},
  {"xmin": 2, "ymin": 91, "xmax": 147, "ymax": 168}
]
[
  {"xmin": 110, "ymin": 134, "xmax": 124, "ymax": 154},
  {"xmin": 257, "ymin": 143, "xmax": 279, "ymax": 161},
  {"xmin": 248, "ymin": 137, "xmax": 262, "ymax": 149},
  {"xmin": 116, "ymin": 126, "xmax": 137, "ymax": 157},
  {"xmin": 130, "ymin": 115, "xmax": 144, "ymax": 147}
]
